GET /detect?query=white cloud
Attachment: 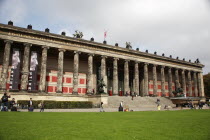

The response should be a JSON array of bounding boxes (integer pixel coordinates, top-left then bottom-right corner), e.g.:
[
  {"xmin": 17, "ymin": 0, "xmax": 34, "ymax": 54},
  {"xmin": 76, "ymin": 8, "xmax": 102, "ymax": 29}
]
[{"xmin": 0, "ymin": 0, "xmax": 27, "ymax": 24}]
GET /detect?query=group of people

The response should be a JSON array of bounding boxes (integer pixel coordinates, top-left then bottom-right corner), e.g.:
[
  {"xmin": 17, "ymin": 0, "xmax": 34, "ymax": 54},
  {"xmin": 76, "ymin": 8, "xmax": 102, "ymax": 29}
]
[
  {"xmin": 1, "ymin": 93, "xmax": 44, "ymax": 112},
  {"xmin": 1, "ymin": 93, "xmax": 17, "ymax": 111},
  {"xmin": 188, "ymin": 101, "xmax": 205, "ymax": 109}
]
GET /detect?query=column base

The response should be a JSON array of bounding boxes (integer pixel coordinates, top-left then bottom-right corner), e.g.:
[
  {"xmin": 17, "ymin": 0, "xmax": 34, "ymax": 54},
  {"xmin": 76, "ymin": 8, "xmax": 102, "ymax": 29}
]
[
  {"xmin": 72, "ymin": 91, "xmax": 78, "ymax": 95},
  {"xmin": 20, "ymin": 89, "xmax": 28, "ymax": 92},
  {"xmin": 38, "ymin": 90, "xmax": 47, "ymax": 93},
  {"xmin": 0, "ymin": 88, "xmax": 7, "ymax": 92},
  {"xmin": 28, "ymin": 90, "xmax": 38, "ymax": 93},
  {"xmin": 56, "ymin": 91, "xmax": 63, "ymax": 94},
  {"xmin": 87, "ymin": 92, "xmax": 93, "ymax": 95},
  {"xmin": 9, "ymin": 89, "xmax": 19, "ymax": 92}
]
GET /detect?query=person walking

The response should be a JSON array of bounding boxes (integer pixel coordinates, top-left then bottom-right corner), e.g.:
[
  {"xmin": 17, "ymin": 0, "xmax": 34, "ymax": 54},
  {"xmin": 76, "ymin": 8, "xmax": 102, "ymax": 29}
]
[
  {"xmin": 119, "ymin": 101, "xmax": 123, "ymax": 112},
  {"xmin": 100, "ymin": 102, "xmax": 104, "ymax": 112},
  {"xmin": 28, "ymin": 98, "xmax": 33, "ymax": 112},
  {"xmin": 40, "ymin": 101, "xmax": 44, "ymax": 112}
]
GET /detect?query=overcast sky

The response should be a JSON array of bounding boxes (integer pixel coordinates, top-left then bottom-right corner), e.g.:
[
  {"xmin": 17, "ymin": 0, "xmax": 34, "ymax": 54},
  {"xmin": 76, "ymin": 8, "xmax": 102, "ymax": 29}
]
[{"xmin": 0, "ymin": 0, "xmax": 210, "ymax": 74}]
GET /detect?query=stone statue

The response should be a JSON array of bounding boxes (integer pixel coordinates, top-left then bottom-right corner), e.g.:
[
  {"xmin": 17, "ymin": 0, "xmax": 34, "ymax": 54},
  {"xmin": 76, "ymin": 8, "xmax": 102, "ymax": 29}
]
[
  {"xmin": 73, "ymin": 30, "xmax": 83, "ymax": 38},
  {"xmin": 97, "ymin": 78, "xmax": 106, "ymax": 94},
  {"xmin": 126, "ymin": 42, "xmax": 132, "ymax": 49}
]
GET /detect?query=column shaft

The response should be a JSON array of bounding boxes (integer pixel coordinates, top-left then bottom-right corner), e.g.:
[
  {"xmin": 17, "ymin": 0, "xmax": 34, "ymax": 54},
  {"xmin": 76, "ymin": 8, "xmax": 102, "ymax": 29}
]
[
  {"xmin": 20, "ymin": 43, "xmax": 31, "ymax": 91},
  {"xmin": 144, "ymin": 63, "xmax": 149, "ymax": 96},
  {"xmin": 134, "ymin": 62, "xmax": 139, "ymax": 95},
  {"xmin": 124, "ymin": 60, "xmax": 129, "ymax": 94},
  {"xmin": 39, "ymin": 46, "xmax": 49, "ymax": 92},
  {"xmin": 198, "ymin": 72, "xmax": 205, "ymax": 97},
  {"xmin": 87, "ymin": 54, "xmax": 93, "ymax": 94},
  {"xmin": 188, "ymin": 71, "xmax": 192, "ymax": 96},
  {"xmin": 168, "ymin": 67, "xmax": 173, "ymax": 97},
  {"xmin": 161, "ymin": 66, "xmax": 165, "ymax": 96},
  {"xmin": 152, "ymin": 65, "xmax": 157, "ymax": 96},
  {"xmin": 113, "ymin": 58, "xmax": 118, "ymax": 95},
  {"xmin": 193, "ymin": 72, "xmax": 198, "ymax": 97},
  {"xmin": 175, "ymin": 69, "xmax": 180, "ymax": 89},
  {"xmin": 181, "ymin": 70, "xmax": 186, "ymax": 94},
  {"xmin": 0, "ymin": 40, "xmax": 13, "ymax": 90},
  {"xmin": 73, "ymin": 51, "xmax": 80, "ymax": 94},
  {"xmin": 56, "ymin": 49, "xmax": 65, "ymax": 93}
]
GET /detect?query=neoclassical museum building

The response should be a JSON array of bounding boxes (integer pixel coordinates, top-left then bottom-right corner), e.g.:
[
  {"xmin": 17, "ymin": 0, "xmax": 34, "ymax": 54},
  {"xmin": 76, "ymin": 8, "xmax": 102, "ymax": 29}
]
[{"xmin": 0, "ymin": 21, "xmax": 205, "ymax": 102}]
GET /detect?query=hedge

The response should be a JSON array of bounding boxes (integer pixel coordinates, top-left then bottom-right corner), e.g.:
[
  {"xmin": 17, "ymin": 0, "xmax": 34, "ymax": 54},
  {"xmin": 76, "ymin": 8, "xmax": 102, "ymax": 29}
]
[{"xmin": 17, "ymin": 100, "xmax": 93, "ymax": 109}]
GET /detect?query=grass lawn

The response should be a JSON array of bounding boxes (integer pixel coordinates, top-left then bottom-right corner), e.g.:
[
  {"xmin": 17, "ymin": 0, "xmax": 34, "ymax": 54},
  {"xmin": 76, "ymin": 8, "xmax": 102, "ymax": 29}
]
[{"xmin": 0, "ymin": 110, "xmax": 210, "ymax": 140}]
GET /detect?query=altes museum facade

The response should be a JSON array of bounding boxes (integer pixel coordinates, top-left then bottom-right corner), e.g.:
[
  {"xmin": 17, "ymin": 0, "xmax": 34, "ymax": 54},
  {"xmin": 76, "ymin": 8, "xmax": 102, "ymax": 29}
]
[{"xmin": 0, "ymin": 21, "xmax": 205, "ymax": 102}]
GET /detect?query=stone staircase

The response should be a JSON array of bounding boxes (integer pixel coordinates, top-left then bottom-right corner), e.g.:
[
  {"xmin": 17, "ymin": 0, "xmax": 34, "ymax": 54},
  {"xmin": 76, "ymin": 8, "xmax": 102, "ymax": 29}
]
[{"xmin": 104, "ymin": 96, "xmax": 175, "ymax": 110}]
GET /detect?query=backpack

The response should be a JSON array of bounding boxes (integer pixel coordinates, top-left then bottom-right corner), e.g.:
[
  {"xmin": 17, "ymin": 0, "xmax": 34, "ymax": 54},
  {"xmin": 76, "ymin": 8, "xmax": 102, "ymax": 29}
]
[{"xmin": 2, "ymin": 96, "xmax": 8, "ymax": 102}]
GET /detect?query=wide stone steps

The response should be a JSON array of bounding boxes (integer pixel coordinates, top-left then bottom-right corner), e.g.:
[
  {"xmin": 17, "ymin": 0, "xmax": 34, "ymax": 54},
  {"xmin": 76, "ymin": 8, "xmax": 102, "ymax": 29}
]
[{"xmin": 103, "ymin": 96, "xmax": 175, "ymax": 109}]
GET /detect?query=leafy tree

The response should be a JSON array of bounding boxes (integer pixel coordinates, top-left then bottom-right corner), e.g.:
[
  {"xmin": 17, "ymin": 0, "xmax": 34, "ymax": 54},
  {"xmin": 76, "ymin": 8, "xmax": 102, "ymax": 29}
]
[{"xmin": 204, "ymin": 73, "xmax": 210, "ymax": 97}]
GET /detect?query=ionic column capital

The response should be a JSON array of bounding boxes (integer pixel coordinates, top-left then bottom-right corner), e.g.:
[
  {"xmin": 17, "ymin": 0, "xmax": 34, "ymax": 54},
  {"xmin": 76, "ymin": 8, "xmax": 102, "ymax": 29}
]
[
  {"xmin": 42, "ymin": 45, "xmax": 50, "ymax": 49},
  {"xmin": 88, "ymin": 53, "xmax": 94, "ymax": 56},
  {"xmin": 101, "ymin": 55, "xmax": 107, "ymax": 59},
  {"xmin": 168, "ymin": 66, "xmax": 172, "ymax": 70},
  {"xmin": 58, "ymin": 49, "xmax": 66, "ymax": 52},
  {"xmin": 181, "ymin": 69, "xmax": 186, "ymax": 72},
  {"xmin": 125, "ymin": 59, "xmax": 130, "ymax": 62},
  {"xmin": 113, "ymin": 57, "xmax": 119, "ymax": 61},
  {"xmin": 144, "ymin": 62, "xmax": 149, "ymax": 65},
  {"xmin": 152, "ymin": 64, "xmax": 157, "ymax": 67},
  {"xmin": 161, "ymin": 65, "xmax": 165, "ymax": 68},
  {"xmin": 23, "ymin": 43, "xmax": 32, "ymax": 47},
  {"xmin": 4, "ymin": 40, "xmax": 13, "ymax": 44},
  {"xmin": 74, "ymin": 51, "xmax": 81, "ymax": 54}
]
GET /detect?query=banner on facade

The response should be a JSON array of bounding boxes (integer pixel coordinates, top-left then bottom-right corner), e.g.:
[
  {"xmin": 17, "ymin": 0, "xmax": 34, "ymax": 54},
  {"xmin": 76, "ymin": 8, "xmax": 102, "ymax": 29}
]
[
  {"xmin": 9, "ymin": 48, "xmax": 21, "ymax": 91},
  {"xmin": 28, "ymin": 51, "xmax": 38, "ymax": 91}
]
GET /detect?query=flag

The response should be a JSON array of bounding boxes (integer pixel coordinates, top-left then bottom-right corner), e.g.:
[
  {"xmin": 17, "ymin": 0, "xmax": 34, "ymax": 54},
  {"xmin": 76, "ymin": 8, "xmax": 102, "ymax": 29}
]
[{"xmin": 104, "ymin": 31, "xmax": 107, "ymax": 40}]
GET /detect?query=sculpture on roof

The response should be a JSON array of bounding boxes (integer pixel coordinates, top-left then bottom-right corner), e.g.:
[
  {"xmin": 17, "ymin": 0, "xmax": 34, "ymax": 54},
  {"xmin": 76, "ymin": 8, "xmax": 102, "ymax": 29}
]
[
  {"xmin": 126, "ymin": 42, "xmax": 132, "ymax": 49},
  {"xmin": 73, "ymin": 30, "xmax": 83, "ymax": 38}
]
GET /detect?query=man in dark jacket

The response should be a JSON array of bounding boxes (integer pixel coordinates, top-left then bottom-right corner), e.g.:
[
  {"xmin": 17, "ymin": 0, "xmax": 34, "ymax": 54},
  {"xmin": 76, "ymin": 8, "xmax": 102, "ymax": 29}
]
[
  {"xmin": 28, "ymin": 98, "xmax": 33, "ymax": 111},
  {"xmin": 1, "ymin": 93, "xmax": 10, "ymax": 111}
]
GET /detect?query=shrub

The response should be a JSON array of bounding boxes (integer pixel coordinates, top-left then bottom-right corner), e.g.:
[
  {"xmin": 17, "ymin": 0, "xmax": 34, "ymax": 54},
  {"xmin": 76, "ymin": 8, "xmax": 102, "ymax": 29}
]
[{"xmin": 17, "ymin": 100, "xmax": 93, "ymax": 109}]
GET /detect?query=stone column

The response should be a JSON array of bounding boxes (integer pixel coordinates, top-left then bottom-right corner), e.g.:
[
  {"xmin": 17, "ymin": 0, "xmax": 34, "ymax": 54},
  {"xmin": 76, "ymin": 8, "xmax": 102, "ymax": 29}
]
[
  {"xmin": 175, "ymin": 69, "xmax": 180, "ymax": 89},
  {"xmin": 56, "ymin": 49, "xmax": 65, "ymax": 93},
  {"xmin": 198, "ymin": 72, "xmax": 205, "ymax": 97},
  {"xmin": 39, "ymin": 46, "xmax": 49, "ymax": 92},
  {"xmin": 0, "ymin": 40, "xmax": 13, "ymax": 91},
  {"xmin": 168, "ymin": 67, "xmax": 173, "ymax": 97},
  {"xmin": 73, "ymin": 51, "xmax": 80, "ymax": 94},
  {"xmin": 161, "ymin": 66, "xmax": 165, "ymax": 96},
  {"xmin": 187, "ymin": 71, "xmax": 192, "ymax": 96},
  {"xmin": 193, "ymin": 72, "xmax": 198, "ymax": 97},
  {"xmin": 134, "ymin": 61, "xmax": 139, "ymax": 95},
  {"xmin": 144, "ymin": 63, "xmax": 149, "ymax": 96},
  {"xmin": 124, "ymin": 60, "xmax": 129, "ymax": 94},
  {"xmin": 152, "ymin": 64, "xmax": 157, "ymax": 96},
  {"xmin": 20, "ymin": 43, "xmax": 32, "ymax": 91},
  {"xmin": 181, "ymin": 69, "xmax": 186, "ymax": 94},
  {"xmin": 101, "ymin": 56, "xmax": 107, "ymax": 93},
  {"xmin": 113, "ymin": 58, "xmax": 119, "ymax": 95},
  {"xmin": 87, "ymin": 53, "xmax": 94, "ymax": 95}
]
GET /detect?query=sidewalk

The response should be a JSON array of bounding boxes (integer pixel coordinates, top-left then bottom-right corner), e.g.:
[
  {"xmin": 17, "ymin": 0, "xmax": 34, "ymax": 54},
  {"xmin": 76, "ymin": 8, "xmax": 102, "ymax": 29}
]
[{"xmin": 16, "ymin": 106, "xmax": 209, "ymax": 112}]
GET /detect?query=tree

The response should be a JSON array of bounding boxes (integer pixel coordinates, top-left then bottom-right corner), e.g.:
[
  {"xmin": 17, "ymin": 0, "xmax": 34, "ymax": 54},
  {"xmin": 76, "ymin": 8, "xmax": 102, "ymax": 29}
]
[{"xmin": 204, "ymin": 73, "xmax": 210, "ymax": 97}]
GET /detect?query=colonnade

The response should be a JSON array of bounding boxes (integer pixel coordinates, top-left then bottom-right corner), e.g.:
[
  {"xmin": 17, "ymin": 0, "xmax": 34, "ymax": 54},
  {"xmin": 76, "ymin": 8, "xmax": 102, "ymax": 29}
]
[{"xmin": 0, "ymin": 40, "xmax": 205, "ymax": 97}]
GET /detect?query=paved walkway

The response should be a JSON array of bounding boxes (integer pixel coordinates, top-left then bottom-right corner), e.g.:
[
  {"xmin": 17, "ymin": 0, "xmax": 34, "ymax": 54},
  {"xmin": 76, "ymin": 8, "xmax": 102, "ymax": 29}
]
[{"xmin": 17, "ymin": 106, "xmax": 209, "ymax": 112}]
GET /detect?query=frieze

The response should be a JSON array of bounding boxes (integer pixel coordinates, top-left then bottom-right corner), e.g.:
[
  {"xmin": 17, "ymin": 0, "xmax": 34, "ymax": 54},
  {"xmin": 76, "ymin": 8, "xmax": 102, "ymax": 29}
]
[{"xmin": 0, "ymin": 30, "xmax": 203, "ymax": 72}]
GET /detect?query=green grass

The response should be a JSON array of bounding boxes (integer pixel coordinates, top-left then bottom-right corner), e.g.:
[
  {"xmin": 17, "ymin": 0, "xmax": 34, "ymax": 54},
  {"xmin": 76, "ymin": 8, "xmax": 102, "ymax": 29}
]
[{"xmin": 0, "ymin": 110, "xmax": 210, "ymax": 140}]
